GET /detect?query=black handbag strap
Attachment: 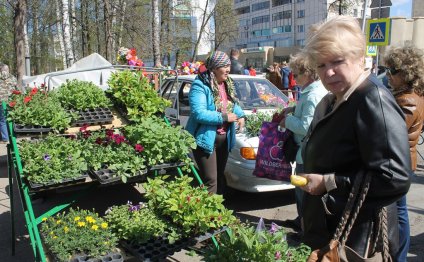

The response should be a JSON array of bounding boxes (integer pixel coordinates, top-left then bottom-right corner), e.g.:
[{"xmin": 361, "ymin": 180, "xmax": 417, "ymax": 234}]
[{"xmin": 331, "ymin": 172, "xmax": 391, "ymax": 261}]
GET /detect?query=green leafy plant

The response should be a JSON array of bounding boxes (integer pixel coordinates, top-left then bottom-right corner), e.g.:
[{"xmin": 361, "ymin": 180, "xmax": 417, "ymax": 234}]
[
  {"xmin": 143, "ymin": 175, "xmax": 237, "ymax": 236},
  {"xmin": 19, "ymin": 135, "xmax": 88, "ymax": 184},
  {"xmin": 80, "ymin": 128, "xmax": 146, "ymax": 183},
  {"xmin": 244, "ymin": 110, "xmax": 274, "ymax": 137},
  {"xmin": 203, "ymin": 223, "xmax": 311, "ymax": 262},
  {"xmin": 56, "ymin": 79, "xmax": 111, "ymax": 110},
  {"xmin": 40, "ymin": 208, "xmax": 118, "ymax": 262},
  {"xmin": 107, "ymin": 70, "xmax": 171, "ymax": 122},
  {"xmin": 124, "ymin": 116, "xmax": 196, "ymax": 167},
  {"xmin": 7, "ymin": 88, "xmax": 76, "ymax": 131},
  {"xmin": 104, "ymin": 201, "xmax": 181, "ymax": 245}
]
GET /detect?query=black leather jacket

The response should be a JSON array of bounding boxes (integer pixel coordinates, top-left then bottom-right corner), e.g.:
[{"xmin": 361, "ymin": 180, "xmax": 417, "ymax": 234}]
[
  {"xmin": 230, "ymin": 57, "xmax": 243, "ymax": 75},
  {"xmin": 301, "ymin": 75, "xmax": 411, "ymax": 256}
]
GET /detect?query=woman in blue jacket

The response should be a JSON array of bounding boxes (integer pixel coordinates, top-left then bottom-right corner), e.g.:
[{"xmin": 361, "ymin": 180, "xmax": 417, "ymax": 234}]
[{"xmin": 186, "ymin": 51, "xmax": 245, "ymax": 194}]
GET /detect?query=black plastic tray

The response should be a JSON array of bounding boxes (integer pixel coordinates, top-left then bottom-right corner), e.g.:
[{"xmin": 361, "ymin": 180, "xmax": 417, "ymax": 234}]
[
  {"xmin": 90, "ymin": 168, "xmax": 148, "ymax": 185},
  {"xmin": 13, "ymin": 123, "xmax": 52, "ymax": 134},
  {"xmin": 69, "ymin": 252, "xmax": 124, "ymax": 262},
  {"xmin": 71, "ymin": 107, "xmax": 114, "ymax": 127},
  {"xmin": 120, "ymin": 236, "xmax": 194, "ymax": 262},
  {"xmin": 148, "ymin": 162, "xmax": 186, "ymax": 175},
  {"xmin": 27, "ymin": 173, "xmax": 89, "ymax": 192}
]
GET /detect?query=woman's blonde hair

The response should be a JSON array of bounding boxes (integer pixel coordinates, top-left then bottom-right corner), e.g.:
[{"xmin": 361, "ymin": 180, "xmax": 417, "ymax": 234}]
[
  {"xmin": 304, "ymin": 16, "xmax": 365, "ymax": 68},
  {"xmin": 289, "ymin": 53, "xmax": 319, "ymax": 80},
  {"xmin": 383, "ymin": 45, "xmax": 424, "ymax": 96}
]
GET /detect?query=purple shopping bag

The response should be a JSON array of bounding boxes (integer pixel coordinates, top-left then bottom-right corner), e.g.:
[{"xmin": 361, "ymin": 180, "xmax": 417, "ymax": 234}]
[{"xmin": 253, "ymin": 121, "xmax": 292, "ymax": 181}]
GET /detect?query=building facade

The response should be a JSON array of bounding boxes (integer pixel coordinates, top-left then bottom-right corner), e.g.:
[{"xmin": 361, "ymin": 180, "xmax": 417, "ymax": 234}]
[{"xmin": 412, "ymin": 0, "xmax": 424, "ymax": 18}]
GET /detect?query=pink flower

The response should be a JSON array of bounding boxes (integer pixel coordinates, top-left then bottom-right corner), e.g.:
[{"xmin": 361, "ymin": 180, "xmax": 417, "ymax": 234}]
[
  {"xmin": 252, "ymin": 108, "xmax": 257, "ymax": 113},
  {"xmin": 105, "ymin": 129, "xmax": 114, "ymax": 137},
  {"xmin": 275, "ymin": 251, "xmax": 281, "ymax": 260},
  {"xmin": 23, "ymin": 96, "xmax": 32, "ymax": 104},
  {"xmin": 12, "ymin": 90, "xmax": 21, "ymax": 95},
  {"xmin": 80, "ymin": 124, "xmax": 89, "ymax": 132},
  {"xmin": 134, "ymin": 144, "xmax": 144, "ymax": 153},
  {"xmin": 95, "ymin": 138, "xmax": 103, "ymax": 145},
  {"xmin": 8, "ymin": 101, "xmax": 16, "ymax": 107},
  {"xmin": 112, "ymin": 134, "xmax": 125, "ymax": 144}
]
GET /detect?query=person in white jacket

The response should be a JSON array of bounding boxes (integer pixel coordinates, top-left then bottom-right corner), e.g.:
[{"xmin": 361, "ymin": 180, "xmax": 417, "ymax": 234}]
[{"xmin": 278, "ymin": 53, "xmax": 328, "ymax": 232}]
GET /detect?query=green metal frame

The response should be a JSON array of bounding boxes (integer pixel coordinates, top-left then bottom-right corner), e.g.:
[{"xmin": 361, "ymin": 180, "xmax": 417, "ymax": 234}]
[{"xmin": 4, "ymin": 100, "xmax": 224, "ymax": 261}]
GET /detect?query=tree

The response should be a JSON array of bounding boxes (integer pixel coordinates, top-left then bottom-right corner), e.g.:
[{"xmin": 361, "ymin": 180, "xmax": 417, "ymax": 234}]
[
  {"xmin": 213, "ymin": 0, "xmax": 238, "ymax": 51},
  {"xmin": 13, "ymin": 0, "xmax": 27, "ymax": 89},
  {"xmin": 191, "ymin": 0, "xmax": 214, "ymax": 61},
  {"xmin": 62, "ymin": 0, "xmax": 74, "ymax": 66},
  {"xmin": 151, "ymin": 0, "xmax": 161, "ymax": 67},
  {"xmin": 55, "ymin": 0, "xmax": 67, "ymax": 68}
]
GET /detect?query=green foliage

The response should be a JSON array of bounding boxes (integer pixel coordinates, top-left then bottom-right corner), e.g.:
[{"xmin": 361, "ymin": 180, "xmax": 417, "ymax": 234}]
[
  {"xmin": 245, "ymin": 111, "xmax": 274, "ymax": 137},
  {"xmin": 80, "ymin": 129, "xmax": 146, "ymax": 183},
  {"xmin": 8, "ymin": 88, "xmax": 76, "ymax": 131},
  {"xmin": 19, "ymin": 135, "xmax": 88, "ymax": 184},
  {"xmin": 104, "ymin": 201, "xmax": 181, "ymax": 245},
  {"xmin": 40, "ymin": 208, "xmax": 118, "ymax": 262},
  {"xmin": 203, "ymin": 223, "xmax": 311, "ymax": 262},
  {"xmin": 124, "ymin": 116, "xmax": 196, "ymax": 167},
  {"xmin": 143, "ymin": 175, "xmax": 237, "ymax": 236},
  {"xmin": 107, "ymin": 70, "xmax": 171, "ymax": 122},
  {"xmin": 56, "ymin": 79, "xmax": 111, "ymax": 110}
]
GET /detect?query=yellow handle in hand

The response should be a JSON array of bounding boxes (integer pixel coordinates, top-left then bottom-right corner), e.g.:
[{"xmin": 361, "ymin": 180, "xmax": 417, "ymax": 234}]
[{"xmin": 290, "ymin": 174, "xmax": 308, "ymax": 187}]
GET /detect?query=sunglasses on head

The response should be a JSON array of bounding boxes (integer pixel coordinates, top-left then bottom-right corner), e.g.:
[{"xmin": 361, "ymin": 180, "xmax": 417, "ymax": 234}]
[{"xmin": 385, "ymin": 67, "xmax": 400, "ymax": 76}]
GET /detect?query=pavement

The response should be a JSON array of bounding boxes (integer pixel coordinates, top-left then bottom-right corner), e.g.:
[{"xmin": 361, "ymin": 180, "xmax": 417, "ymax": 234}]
[{"xmin": 1, "ymin": 140, "xmax": 423, "ymax": 261}]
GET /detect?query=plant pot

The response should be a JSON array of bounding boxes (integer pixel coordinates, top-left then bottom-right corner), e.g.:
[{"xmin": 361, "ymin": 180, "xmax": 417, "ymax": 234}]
[{"xmin": 13, "ymin": 123, "xmax": 52, "ymax": 134}]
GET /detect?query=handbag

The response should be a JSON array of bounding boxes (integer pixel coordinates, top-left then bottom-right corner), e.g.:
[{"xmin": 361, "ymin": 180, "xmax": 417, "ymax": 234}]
[
  {"xmin": 307, "ymin": 171, "xmax": 392, "ymax": 262},
  {"xmin": 253, "ymin": 121, "xmax": 292, "ymax": 181},
  {"xmin": 283, "ymin": 130, "xmax": 299, "ymax": 162}
]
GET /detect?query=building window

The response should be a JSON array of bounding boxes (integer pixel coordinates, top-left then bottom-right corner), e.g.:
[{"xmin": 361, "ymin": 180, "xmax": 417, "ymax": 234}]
[
  {"xmin": 296, "ymin": 39, "xmax": 305, "ymax": 46},
  {"xmin": 297, "ymin": 10, "xmax": 305, "ymax": 18},
  {"xmin": 236, "ymin": 6, "xmax": 250, "ymax": 14},
  {"xmin": 252, "ymin": 1, "xmax": 270, "ymax": 12},
  {"xmin": 252, "ymin": 30, "xmax": 262, "ymax": 37},
  {"xmin": 272, "ymin": 0, "xmax": 292, "ymax": 7},
  {"xmin": 354, "ymin": 9, "xmax": 358, "ymax": 17},
  {"xmin": 234, "ymin": 0, "xmax": 248, "ymax": 3},
  {"xmin": 252, "ymin": 15, "xmax": 270, "ymax": 25},
  {"xmin": 272, "ymin": 10, "xmax": 292, "ymax": 21},
  {"xmin": 297, "ymin": 0, "xmax": 305, "ymax": 2},
  {"xmin": 297, "ymin": 25, "xmax": 304, "ymax": 33},
  {"xmin": 262, "ymin": 29, "xmax": 271, "ymax": 36},
  {"xmin": 284, "ymin": 25, "xmax": 292, "ymax": 32}
]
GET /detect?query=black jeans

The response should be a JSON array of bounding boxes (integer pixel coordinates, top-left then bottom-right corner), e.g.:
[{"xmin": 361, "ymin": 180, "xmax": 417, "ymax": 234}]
[{"xmin": 192, "ymin": 134, "xmax": 228, "ymax": 194}]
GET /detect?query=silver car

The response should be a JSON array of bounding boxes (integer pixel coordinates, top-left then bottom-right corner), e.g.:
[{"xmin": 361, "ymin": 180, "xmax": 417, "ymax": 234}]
[{"xmin": 159, "ymin": 74, "xmax": 294, "ymax": 192}]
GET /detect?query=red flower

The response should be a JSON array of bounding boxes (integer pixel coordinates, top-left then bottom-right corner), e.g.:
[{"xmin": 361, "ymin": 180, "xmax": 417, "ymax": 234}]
[
  {"xmin": 30, "ymin": 87, "xmax": 38, "ymax": 95},
  {"xmin": 252, "ymin": 108, "xmax": 257, "ymax": 113},
  {"xmin": 12, "ymin": 90, "xmax": 21, "ymax": 95},
  {"xmin": 134, "ymin": 144, "xmax": 144, "ymax": 153},
  {"xmin": 80, "ymin": 124, "xmax": 89, "ymax": 132},
  {"xmin": 105, "ymin": 129, "xmax": 114, "ymax": 137},
  {"xmin": 41, "ymin": 83, "xmax": 45, "ymax": 88},
  {"xmin": 95, "ymin": 138, "xmax": 103, "ymax": 145},
  {"xmin": 198, "ymin": 64, "xmax": 207, "ymax": 73},
  {"xmin": 8, "ymin": 101, "xmax": 16, "ymax": 107},
  {"xmin": 112, "ymin": 134, "xmax": 125, "ymax": 144},
  {"xmin": 129, "ymin": 48, "xmax": 137, "ymax": 56},
  {"xmin": 186, "ymin": 196, "xmax": 191, "ymax": 202},
  {"xmin": 23, "ymin": 96, "xmax": 32, "ymax": 104}
]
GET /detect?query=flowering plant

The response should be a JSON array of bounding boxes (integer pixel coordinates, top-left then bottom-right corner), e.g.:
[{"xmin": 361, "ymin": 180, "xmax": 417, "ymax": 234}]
[
  {"xmin": 7, "ymin": 87, "xmax": 76, "ymax": 131},
  {"xmin": 104, "ymin": 201, "xmax": 181, "ymax": 245},
  {"xmin": 143, "ymin": 175, "xmax": 237, "ymax": 236},
  {"xmin": 79, "ymin": 128, "xmax": 146, "ymax": 183},
  {"xmin": 244, "ymin": 110, "xmax": 275, "ymax": 137},
  {"xmin": 40, "ymin": 208, "xmax": 118, "ymax": 262},
  {"xmin": 203, "ymin": 222, "xmax": 311, "ymax": 261},
  {"xmin": 123, "ymin": 116, "xmax": 196, "ymax": 167},
  {"xmin": 180, "ymin": 61, "xmax": 203, "ymax": 75},
  {"xmin": 18, "ymin": 135, "xmax": 88, "ymax": 185},
  {"xmin": 56, "ymin": 79, "xmax": 111, "ymax": 110},
  {"xmin": 117, "ymin": 47, "xmax": 144, "ymax": 67}
]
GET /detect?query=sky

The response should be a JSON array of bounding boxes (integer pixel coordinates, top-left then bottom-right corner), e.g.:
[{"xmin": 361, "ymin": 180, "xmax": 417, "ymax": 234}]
[{"xmin": 390, "ymin": 0, "xmax": 412, "ymax": 18}]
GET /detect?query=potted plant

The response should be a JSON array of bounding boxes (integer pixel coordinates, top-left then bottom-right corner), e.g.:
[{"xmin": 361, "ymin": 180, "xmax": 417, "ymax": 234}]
[
  {"xmin": 143, "ymin": 175, "xmax": 237, "ymax": 236},
  {"xmin": 40, "ymin": 208, "xmax": 119, "ymax": 262},
  {"xmin": 124, "ymin": 116, "xmax": 196, "ymax": 168},
  {"xmin": 8, "ymin": 88, "xmax": 76, "ymax": 131},
  {"xmin": 106, "ymin": 70, "xmax": 171, "ymax": 122},
  {"xmin": 244, "ymin": 110, "xmax": 274, "ymax": 137},
  {"xmin": 203, "ymin": 222, "xmax": 311, "ymax": 262},
  {"xmin": 18, "ymin": 135, "xmax": 88, "ymax": 187},
  {"xmin": 55, "ymin": 79, "xmax": 111, "ymax": 110},
  {"xmin": 80, "ymin": 127, "xmax": 147, "ymax": 183},
  {"xmin": 104, "ymin": 201, "xmax": 181, "ymax": 245}
]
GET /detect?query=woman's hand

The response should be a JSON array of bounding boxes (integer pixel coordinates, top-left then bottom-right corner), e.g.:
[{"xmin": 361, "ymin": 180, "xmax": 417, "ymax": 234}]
[
  {"xmin": 237, "ymin": 117, "xmax": 245, "ymax": 131},
  {"xmin": 300, "ymin": 174, "xmax": 326, "ymax": 195},
  {"xmin": 226, "ymin": 113, "xmax": 238, "ymax": 122}
]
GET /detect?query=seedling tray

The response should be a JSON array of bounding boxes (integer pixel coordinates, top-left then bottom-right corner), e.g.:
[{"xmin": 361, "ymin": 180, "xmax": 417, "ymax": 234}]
[
  {"xmin": 69, "ymin": 252, "xmax": 124, "ymax": 262},
  {"xmin": 27, "ymin": 173, "xmax": 89, "ymax": 192},
  {"xmin": 71, "ymin": 107, "xmax": 114, "ymax": 127},
  {"xmin": 90, "ymin": 168, "xmax": 148, "ymax": 185},
  {"xmin": 148, "ymin": 162, "xmax": 186, "ymax": 175},
  {"xmin": 120, "ymin": 236, "xmax": 195, "ymax": 262},
  {"xmin": 13, "ymin": 123, "xmax": 52, "ymax": 134}
]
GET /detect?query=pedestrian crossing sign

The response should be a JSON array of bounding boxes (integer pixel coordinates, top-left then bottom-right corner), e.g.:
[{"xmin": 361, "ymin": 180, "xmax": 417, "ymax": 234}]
[
  {"xmin": 367, "ymin": 18, "xmax": 390, "ymax": 46},
  {"xmin": 366, "ymin": 45, "xmax": 377, "ymax": 56}
]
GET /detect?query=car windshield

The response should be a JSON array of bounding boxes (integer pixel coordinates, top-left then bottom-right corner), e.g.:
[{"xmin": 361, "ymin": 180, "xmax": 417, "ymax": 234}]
[{"xmin": 234, "ymin": 78, "xmax": 289, "ymax": 109}]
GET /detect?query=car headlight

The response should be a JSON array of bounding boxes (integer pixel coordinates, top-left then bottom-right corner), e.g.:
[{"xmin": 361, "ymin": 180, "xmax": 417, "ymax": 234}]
[{"xmin": 240, "ymin": 147, "xmax": 256, "ymax": 160}]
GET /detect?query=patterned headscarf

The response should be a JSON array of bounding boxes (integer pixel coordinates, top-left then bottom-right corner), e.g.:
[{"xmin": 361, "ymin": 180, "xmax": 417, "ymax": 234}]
[{"xmin": 206, "ymin": 51, "xmax": 231, "ymax": 70}]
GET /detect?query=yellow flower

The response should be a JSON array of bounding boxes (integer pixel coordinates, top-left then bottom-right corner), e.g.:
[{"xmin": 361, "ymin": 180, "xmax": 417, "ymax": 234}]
[
  {"xmin": 101, "ymin": 223, "xmax": 108, "ymax": 229},
  {"xmin": 64, "ymin": 226, "xmax": 69, "ymax": 233},
  {"xmin": 85, "ymin": 216, "xmax": 96, "ymax": 224},
  {"xmin": 78, "ymin": 221, "xmax": 86, "ymax": 227},
  {"xmin": 104, "ymin": 241, "xmax": 109, "ymax": 245},
  {"xmin": 42, "ymin": 217, "xmax": 47, "ymax": 222},
  {"xmin": 91, "ymin": 225, "xmax": 99, "ymax": 231},
  {"xmin": 53, "ymin": 236, "xmax": 58, "ymax": 239},
  {"xmin": 49, "ymin": 231, "xmax": 54, "ymax": 235},
  {"xmin": 74, "ymin": 216, "xmax": 80, "ymax": 221},
  {"xmin": 56, "ymin": 220, "xmax": 61, "ymax": 224}
]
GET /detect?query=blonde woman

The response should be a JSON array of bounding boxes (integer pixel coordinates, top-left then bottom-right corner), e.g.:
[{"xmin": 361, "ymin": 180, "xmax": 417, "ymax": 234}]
[{"xmin": 299, "ymin": 16, "xmax": 411, "ymax": 258}]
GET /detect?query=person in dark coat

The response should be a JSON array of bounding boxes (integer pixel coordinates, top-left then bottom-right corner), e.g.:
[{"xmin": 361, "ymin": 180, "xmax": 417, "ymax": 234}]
[
  {"xmin": 229, "ymin": 48, "xmax": 243, "ymax": 75},
  {"xmin": 299, "ymin": 16, "xmax": 411, "ymax": 259}
]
